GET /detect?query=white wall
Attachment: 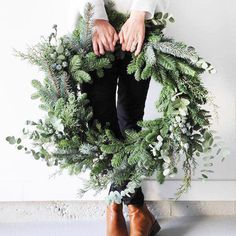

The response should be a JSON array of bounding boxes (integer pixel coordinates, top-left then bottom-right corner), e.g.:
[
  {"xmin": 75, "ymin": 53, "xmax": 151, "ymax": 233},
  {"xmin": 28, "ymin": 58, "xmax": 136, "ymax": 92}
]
[{"xmin": 0, "ymin": 0, "xmax": 235, "ymax": 201}]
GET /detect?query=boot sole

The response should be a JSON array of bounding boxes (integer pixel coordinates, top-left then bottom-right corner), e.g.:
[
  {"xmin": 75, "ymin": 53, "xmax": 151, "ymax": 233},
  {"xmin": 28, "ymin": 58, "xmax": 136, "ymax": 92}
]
[{"xmin": 149, "ymin": 220, "xmax": 161, "ymax": 236}]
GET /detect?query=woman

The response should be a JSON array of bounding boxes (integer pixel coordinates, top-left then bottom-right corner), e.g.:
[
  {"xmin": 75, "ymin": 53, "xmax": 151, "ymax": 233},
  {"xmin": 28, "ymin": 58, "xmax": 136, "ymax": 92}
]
[{"xmin": 67, "ymin": 0, "xmax": 169, "ymax": 235}]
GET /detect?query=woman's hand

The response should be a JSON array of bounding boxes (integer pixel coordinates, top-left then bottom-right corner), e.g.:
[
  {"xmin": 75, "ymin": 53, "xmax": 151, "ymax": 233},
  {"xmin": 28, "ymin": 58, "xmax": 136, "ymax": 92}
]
[
  {"xmin": 92, "ymin": 19, "xmax": 119, "ymax": 56},
  {"xmin": 119, "ymin": 11, "xmax": 146, "ymax": 56}
]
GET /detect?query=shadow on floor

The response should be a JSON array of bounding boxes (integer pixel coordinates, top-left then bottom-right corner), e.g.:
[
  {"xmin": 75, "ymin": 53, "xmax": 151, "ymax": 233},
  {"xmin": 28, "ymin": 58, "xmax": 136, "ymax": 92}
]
[
  {"xmin": 157, "ymin": 216, "xmax": 209, "ymax": 236},
  {"xmin": 126, "ymin": 216, "xmax": 209, "ymax": 236}
]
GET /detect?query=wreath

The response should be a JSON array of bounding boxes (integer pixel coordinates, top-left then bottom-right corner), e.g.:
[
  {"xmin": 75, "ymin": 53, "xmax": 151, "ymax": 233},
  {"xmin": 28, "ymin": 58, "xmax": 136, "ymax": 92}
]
[{"xmin": 6, "ymin": 1, "xmax": 229, "ymax": 204}]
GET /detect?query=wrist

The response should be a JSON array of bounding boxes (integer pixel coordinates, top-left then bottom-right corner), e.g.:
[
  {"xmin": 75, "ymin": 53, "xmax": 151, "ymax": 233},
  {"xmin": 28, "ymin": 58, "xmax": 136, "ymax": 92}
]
[
  {"xmin": 94, "ymin": 19, "xmax": 108, "ymax": 23},
  {"xmin": 94, "ymin": 19, "xmax": 109, "ymax": 26},
  {"xmin": 130, "ymin": 10, "xmax": 146, "ymax": 20}
]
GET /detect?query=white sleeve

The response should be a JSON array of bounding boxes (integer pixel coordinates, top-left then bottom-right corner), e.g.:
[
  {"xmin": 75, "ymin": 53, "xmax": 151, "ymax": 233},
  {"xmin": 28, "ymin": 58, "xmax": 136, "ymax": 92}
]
[
  {"xmin": 78, "ymin": 0, "xmax": 108, "ymax": 20},
  {"xmin": 66, "ymin": 0, "xmax": 108, "ymax": 33},
  {"xmin": 130, "ymin": 0, "xmax": 159, "ymax": 20}
]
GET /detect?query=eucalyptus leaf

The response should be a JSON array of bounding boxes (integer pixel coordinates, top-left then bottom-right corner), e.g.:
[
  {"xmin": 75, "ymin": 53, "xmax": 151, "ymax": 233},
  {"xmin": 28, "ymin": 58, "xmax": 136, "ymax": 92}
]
[
  {"xmin": 6, "ymin": 136, "xmax": 16, "ymax": 145},
  {"xmin": 17, "ymin": 138, "xmax": 21, "ymax": 144},
  {"xmin": 17, "ymin": 145, "xmax": 24, "ymax": 150},
  {"xmin": 169, "ymin": 17, "xmax": 175, "ymax": 23},
  {"xmin": 202, "ymin": 174, "xmax": 208, "ymax": 179}
]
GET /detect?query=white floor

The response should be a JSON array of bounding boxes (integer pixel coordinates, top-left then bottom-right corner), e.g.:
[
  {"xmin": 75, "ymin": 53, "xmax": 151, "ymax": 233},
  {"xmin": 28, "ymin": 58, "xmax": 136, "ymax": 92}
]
[{"xmin": 0, "ymin": 216, "xmax": 235, "ymax": 236}]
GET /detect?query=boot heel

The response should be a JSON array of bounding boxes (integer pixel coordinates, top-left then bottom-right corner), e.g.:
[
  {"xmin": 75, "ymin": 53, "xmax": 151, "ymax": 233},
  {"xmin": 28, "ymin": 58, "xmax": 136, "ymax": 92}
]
[{"xmin": 149, "ymin": 220, "xmax": 161, "ymax": 236}]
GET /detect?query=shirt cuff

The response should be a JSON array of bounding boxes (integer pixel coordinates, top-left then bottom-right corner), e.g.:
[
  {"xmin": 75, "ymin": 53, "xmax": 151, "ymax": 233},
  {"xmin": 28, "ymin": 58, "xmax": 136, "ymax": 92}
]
[
  {"xmin": 92, "ymin": 3, "xmax": 109, "ymax": 20},
  {"xmin": 130, "ymin": 0, "xmax": 158, "ymax": 20}
]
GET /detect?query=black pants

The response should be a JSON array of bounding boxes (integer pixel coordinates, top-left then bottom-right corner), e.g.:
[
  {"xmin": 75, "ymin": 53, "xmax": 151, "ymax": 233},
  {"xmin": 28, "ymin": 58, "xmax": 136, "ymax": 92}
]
[{"xmin": 80, "ymin": 51, "xmax": 151, "ymax": 206}]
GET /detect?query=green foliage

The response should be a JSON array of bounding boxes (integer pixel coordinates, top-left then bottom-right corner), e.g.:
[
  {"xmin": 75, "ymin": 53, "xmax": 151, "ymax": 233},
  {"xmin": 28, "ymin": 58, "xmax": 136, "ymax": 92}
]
[
  {"xmin": 69, "ymin": 55, "xmax": 82, "ymax": 73},
  {"xmin": 6, "ymin": 0, "xmax": 229, "ymax": 205},
  {"xmin": 74, "ymin": 70, "xmax": 92, "ymax": 84},
  {"xmin": 177, "ymin": 61, "xmax": 196, "ymax": 77},
  {"xmin": 158, "ymin": 53, "xmax": 176, "ymax": 71},
  {"xmin": 111, "ymin": 153, "xmax": 123, "ymax": 168},
  {"xmin": 145, "ymin": 45, "xmax": 156, "ymax": 65}
]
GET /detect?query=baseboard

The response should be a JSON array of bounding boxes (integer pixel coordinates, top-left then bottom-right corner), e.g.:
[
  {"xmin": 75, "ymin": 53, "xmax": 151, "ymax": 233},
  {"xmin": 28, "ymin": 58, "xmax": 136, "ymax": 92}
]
[
  {"xmin": 0, "ymin": 178, "xmax": 235, "ymax": 201},
  {"xmin": 142, "ymin": 179, "xmax": 236, "ymax": 201},
  {"xmin": 0, "ymin": 201, "xmax": 235, "ymax": 223}
]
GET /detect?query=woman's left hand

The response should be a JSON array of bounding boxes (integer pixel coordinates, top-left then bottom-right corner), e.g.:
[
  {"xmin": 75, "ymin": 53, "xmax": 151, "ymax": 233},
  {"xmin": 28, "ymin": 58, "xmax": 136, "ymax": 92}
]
[{"xmin": 119, "ymin": 11, "xmax": 146, "ymax": 56}]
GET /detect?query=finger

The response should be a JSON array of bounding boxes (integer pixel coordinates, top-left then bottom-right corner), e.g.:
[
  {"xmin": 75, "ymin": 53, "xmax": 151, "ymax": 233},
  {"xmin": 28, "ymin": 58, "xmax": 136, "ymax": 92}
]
[
  {"xmin": 113, "ymin": 33, "xmax": 119, "ymax": 46},
  {"xmin": 118, "ymin": 31, "xmax": 124, "ymax": 44},
  {"xmin": 100, "ymin": 36, "xmax": 110, "ymax": 51},
  {"xmin": 121, "ymin": 33, "xmax": 128, "ymax": 51},
  {"xmin": 119, "ymin": 31, "xmax": 127, "ymax": 51},
  {"xmin": 134, "ymin": 38, "xmax": 144, "ymax": 56},
  {"xmin": 126, "ymin": 34, "xmax": 135, "ymax": 51},
  {"xmin": 92, "ymin": 40, "xmax": 100, "ymax": 56},
  {"xmin": 98, "ymin": 41, "xmax": 105, "ymax": 55},
  {"xmin": 130, "ymin": 40, "xmax": 138, "ymax": 52},
  {"xmin": 107, "ymin": 34, "xmax": 114, "ymax": 51}
]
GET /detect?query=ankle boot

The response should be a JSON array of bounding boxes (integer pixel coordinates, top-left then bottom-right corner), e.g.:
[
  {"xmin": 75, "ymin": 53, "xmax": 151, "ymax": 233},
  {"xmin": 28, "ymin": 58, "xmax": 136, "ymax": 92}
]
[
  {"xmin": 106, "ymin": 202, "xmax": 129, "ymax": 236},
  {"xmin": 128, "ymin": 203, "xmax": 161, "ymax": 236}
]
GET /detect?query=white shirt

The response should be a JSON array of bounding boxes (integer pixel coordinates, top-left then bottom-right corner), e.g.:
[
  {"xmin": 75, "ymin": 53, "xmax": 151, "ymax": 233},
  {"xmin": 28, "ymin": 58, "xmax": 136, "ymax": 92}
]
[{"xmin": 66, "ymin": 0, "xmax": 169, "ymax": 33}]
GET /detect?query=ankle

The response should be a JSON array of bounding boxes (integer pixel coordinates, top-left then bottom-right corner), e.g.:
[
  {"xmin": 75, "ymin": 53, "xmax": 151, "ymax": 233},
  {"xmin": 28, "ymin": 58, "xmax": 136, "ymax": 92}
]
[{"xmin": 110, "ymin": 202, "xmax": 122, "ymax": 208}]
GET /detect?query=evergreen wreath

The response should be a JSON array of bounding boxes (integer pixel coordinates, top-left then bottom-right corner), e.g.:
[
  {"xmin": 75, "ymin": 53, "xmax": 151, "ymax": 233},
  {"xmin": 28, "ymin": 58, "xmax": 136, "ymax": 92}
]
[{"xmin": 6, "ymin": 1, "xmax": 230, "ymax": 204}]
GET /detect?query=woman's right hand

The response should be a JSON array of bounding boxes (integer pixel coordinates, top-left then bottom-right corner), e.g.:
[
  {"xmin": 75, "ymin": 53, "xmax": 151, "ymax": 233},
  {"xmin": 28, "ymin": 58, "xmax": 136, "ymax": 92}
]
[{"xmin": 92, "ymin": 19, "xmax": 119, "ymax": 56}]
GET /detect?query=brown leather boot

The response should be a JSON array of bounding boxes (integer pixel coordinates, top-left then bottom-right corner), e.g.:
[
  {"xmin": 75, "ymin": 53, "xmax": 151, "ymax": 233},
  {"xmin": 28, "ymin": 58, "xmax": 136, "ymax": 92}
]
[
  {"xmin": 106, "ymin": 202, "xmax": 129, "ymax": 236},
  {"xmin": 128, "ymin": 203, "xmax": 161, "ymax": 236}
]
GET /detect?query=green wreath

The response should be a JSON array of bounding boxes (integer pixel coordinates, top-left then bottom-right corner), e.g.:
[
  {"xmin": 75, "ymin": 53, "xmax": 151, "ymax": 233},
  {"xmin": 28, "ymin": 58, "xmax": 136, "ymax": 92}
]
[{"xmin": 6, "ymin": 1, "xmax": 229, "ymax": 204}]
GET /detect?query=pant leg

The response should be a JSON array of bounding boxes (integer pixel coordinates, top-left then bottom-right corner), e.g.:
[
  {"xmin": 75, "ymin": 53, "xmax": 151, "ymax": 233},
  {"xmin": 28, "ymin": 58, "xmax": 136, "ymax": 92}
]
[
  {"xmin": 117, "ymin": 52, "xmax": 151, "ymax": 136},
  {"xmin": 79, "ymin": 57, "xmax": 135, "ymax": 205},
  {"xmin": 109, "ymin": 179, "xmax": 145, "ymax": 206},
  {"xmin": 109, "ymin": 51, "xmax": 151, "ymax": 206},
  {"xmin": 79, "ymin": 61, "xmax": 124, "ymax": 140},
  {"xmin": 80, "ymin": 52, "xmax": 150, "ymax": 206}
]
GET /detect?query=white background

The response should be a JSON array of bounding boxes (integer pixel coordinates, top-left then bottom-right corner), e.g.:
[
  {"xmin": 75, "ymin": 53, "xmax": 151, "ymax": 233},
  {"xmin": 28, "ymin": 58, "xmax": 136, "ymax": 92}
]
[{"xmin": 0, "ymin": 0, "xmax": 235, "ymax": 201}]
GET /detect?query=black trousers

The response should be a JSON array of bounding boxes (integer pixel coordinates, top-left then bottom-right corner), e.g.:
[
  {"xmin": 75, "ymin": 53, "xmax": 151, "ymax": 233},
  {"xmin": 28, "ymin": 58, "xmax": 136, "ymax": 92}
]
[{"xmin": 80, "ymin": 51, "xmax": 151, "ymax": 206}]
